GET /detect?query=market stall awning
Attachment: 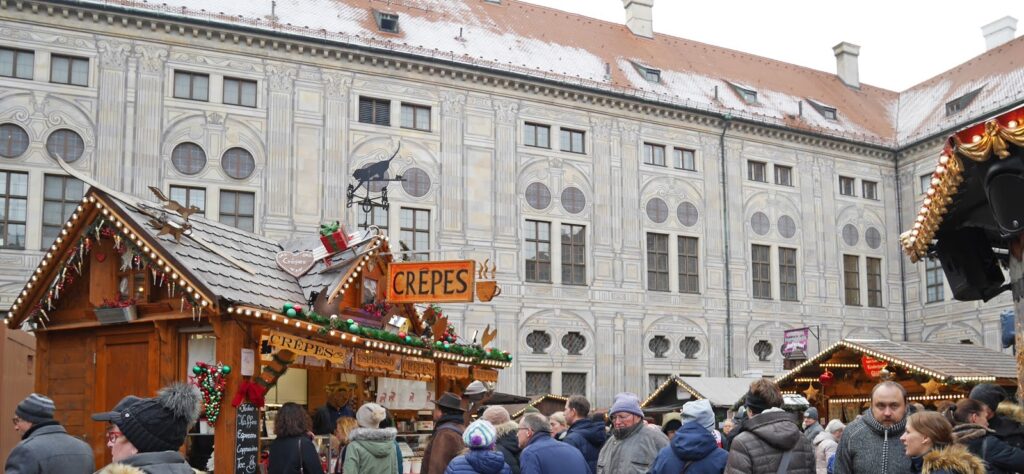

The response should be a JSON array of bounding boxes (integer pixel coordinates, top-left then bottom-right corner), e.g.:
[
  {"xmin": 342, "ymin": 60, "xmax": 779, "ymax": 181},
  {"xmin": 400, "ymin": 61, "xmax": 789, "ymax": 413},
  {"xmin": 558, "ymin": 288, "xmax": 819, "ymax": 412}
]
[
  {"xmin": 899, "ymin": 105, "xmax": 1024, "ymax": 301},
  {"xmin": 776, "ymin": 339, "xmax": 1017, "ymax": 386},
  {"xmin": 511, "ymin": 394, "xmax": 569, "ymax": 418},
  {"xmin": 642, "ymin": 376, "xmax": 759, "ymax": 411}
]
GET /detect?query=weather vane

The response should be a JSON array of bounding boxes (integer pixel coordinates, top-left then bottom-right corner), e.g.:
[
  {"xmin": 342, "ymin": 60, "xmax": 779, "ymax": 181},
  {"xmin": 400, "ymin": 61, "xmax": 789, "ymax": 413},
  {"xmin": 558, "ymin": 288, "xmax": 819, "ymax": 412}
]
[{"xmin": 347, "ymin": 142, "xmax": 405, "ymax": 216}]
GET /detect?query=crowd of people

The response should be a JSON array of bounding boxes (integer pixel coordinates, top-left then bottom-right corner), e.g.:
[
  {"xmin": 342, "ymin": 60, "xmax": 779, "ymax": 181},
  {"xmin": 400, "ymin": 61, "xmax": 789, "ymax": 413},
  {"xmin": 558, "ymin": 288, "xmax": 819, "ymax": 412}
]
[{"xmin": 5, "ymin": 379, "xmax": 1024, "ymax": 474}]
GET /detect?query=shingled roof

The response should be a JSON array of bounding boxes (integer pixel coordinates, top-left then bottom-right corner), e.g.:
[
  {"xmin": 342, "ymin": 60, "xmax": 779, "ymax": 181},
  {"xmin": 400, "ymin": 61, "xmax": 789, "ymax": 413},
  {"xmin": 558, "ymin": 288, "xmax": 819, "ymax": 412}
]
[
  {"xmin": 776, "ymin": 339, "xmax": 1018, "ymax": 385},
  {"xmin": 73, "ymin": 0, "xmax": 1024, "ymax": 147}
]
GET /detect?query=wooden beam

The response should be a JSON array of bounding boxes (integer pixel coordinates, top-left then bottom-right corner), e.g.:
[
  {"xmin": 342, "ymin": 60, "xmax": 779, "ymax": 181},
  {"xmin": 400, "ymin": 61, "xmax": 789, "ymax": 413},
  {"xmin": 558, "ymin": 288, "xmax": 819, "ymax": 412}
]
[{"xmin": 211, "ymin": 313, "xmax": 251, "ymax": 474}]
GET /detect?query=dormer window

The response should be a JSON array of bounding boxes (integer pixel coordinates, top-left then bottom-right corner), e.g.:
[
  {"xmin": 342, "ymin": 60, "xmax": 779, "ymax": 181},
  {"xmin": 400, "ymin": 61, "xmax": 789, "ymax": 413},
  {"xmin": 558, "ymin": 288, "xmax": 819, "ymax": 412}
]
[
  {"xmin": 375, "ymin": 11, "xmax": 400, "ymax": 33},
  {"xmin": 728, "ymin": 82, "xmax": 758, "ymax": 104},
  {"xmin": 632, "ymin": 62, "xmax": 661, "ymax": 83},
  {"xmin": 945, "ymin": 87, "xmax": 983, "ymax": 116},
  {"xmin": 807, "ymin": 99, "xmax": 838, "ymax": 120}
]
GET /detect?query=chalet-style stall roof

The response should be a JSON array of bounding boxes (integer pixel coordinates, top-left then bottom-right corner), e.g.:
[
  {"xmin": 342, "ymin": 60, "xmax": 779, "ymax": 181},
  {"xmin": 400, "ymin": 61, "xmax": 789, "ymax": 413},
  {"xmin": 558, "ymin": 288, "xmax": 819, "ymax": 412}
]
[
  {"xmin": 511, "ymin": 394, "xmax": 569, "ymax": 419},
  {"xmin": 642, "ymin": 376, "xmax": 756, "ymax": 413},
  {"xmin": 775, "ymin": 339, "xmax": 1017, "ymax": 404}
]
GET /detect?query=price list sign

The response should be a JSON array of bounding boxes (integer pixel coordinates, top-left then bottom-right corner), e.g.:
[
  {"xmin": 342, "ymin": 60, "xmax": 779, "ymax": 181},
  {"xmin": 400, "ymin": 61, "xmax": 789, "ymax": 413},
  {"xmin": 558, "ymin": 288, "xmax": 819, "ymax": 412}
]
[{"xmin": 234, "ymin": 403, "xmax": 260, "ymax": 474}]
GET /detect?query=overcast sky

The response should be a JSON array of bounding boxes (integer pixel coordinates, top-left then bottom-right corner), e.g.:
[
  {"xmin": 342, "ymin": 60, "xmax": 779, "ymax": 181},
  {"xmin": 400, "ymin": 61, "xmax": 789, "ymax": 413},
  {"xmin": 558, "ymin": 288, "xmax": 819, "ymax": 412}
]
[{"xmin": 519, "ymin": 0, "xmax": 1024, "ymax": 91}]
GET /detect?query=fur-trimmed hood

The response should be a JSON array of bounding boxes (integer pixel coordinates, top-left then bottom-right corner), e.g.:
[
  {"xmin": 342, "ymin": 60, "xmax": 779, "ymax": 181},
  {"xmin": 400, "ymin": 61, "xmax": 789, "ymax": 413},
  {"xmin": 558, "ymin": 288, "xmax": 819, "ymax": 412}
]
[
  {"xmin": 492, "ymin": 421, "xmax": 518, "ymax": 438},
  {"xmin": 349, "ymin": 427, "xmax": 398, "ymax": 442},
  {"xmin": 997, "ymin": 401, "xmax": 1024, "ymax": 424},
  {"xmin": 921, "ymin": 444, "xmax": 986, "ymax": 474},
  {"xmin": 951, "ymin": 423, "xmax": 993, "ymax": 444}
]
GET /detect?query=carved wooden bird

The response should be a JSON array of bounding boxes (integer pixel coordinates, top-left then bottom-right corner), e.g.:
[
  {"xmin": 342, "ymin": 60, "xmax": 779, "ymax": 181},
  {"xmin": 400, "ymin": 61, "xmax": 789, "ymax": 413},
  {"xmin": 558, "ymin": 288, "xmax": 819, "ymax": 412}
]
[{"xmin": 149, "ymin": 186, "xmax": 201, "ymax": 220}]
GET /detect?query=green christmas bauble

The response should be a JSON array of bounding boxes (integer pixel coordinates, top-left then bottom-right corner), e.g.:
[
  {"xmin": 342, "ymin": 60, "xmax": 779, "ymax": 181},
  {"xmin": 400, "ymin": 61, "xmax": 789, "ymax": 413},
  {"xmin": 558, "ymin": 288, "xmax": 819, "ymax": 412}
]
[
  {"xmin": 284, "ymin": 303, "xmax": 294, "ymax": 310},
  {"xmin": 286, "ymin": 308, "xmax": 297, "ymax": 317},
  {"xmin": 220, "ymin": 365, "xmax": 231, "ymax": 375},
  {"xmin": 347, "ymin": 319, "xmax": 354, "ymax": 325},
  {"xmin": 192, "ymin": 366, "xmax": 202, "ymax": 375}
]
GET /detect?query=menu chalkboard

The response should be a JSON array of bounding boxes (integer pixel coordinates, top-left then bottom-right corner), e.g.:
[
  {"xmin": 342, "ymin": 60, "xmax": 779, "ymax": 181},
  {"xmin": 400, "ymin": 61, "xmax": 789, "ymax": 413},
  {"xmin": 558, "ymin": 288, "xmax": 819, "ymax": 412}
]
[{"xmin": 234, "ymin": 403, "xmax": 260, "ymax": 474}]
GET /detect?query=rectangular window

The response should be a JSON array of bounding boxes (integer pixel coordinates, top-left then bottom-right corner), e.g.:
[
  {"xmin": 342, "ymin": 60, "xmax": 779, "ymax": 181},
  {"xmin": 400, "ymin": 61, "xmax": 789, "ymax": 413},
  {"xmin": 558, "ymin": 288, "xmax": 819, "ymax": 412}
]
[
  {"xmin": 843, "ymin": 254, "xmax": 861, "ymax": 306},
  {"xmin": 748, "ymin": 161, "xmax": 767, "ymax": 182},
  {"xmin": 0, "ymin": 171, "xmax": 28, "ymax": 249},
  {"xmin": 839, "ymin": 176, "xmax": 856, "ymax": 196},
  {"xmin": 644, "ymin": 143, "xmax": 666, "ymax": 167},
  {"xmin": 779, "ymin": 247, "xmax": 798, "ymax": 301},
  {"xmin": 42, "ymin": 175, "xmax": 85, "ymax": 247},
  {"xmin": 525, "ymin": 372, "xmax": 551, "ymax": 398},
  {"xmin": 525, "ymin": 220, "xmax": 551, "ymax": 283},
  {"xmin": 649, "ymin": 373, "xmax": 671, "ymax": 393},
  {"xmin": 400, "ymin": 208, "xmax": 430, "ymax": 262},
  {"xmin": 50, "ymin": 54, "xmax": 88, "ymax": 86},
  {"xmin": 674, "ymin": 148, "xmax": 696, "ymax": 171},
  {"xmin": 223, "ymin": 77, "xmax": 257, "ymax": 107},
  {"xmin": 359, "ymin": 97, "xmax": 391, "ymax": 126},
  {"xmin": 357, "ymin": 206, "xmax": 389, "ymax": 232},
  {"xmin": 168, "ymin": 186, "xmax": 206, "ymax": 214},
  {"xmin": 561, "ymin": 372, "xmax": 587, "ymax": 397},
  {"xmin": 561, "ymin": 224, "xmax": 586, "ymax": 286},
  {"xmin": 641, "ymin": 66, "xmax": 661, "ymax": 83},
  {"xmin": 863, "ymin": 180, "xmax": 878, "ymax": 200},
  {"xmin": 560, "ymin": 129, "xmax": 585, "ymax": 154},
  {"xmin": 774, "ymin": 165, "xmax": 793, "ymax": 186},
  {"xmin": 678, "ymin": 236, "xmax": 699, "ymax": 294},
  {"xmin": 0, "ymin": 48, "xmax": 34, "ymax": 80},
  {"xmin": 647, "ymin": 233, "xmax": 670, "ymax": 292},
  {"xmin": 400, "ymin": 103, "xmax": 431, "ymax": 131},
  {"xmin": 752, "ymin": 244, "xmax": 772, "ymax": 299},
  {"xmin": 219, "ymin": 190, "xmax": 255, "ymax": 232},
  {"xmin": 926, "ymin": 257, "xmax": 944, "ymax": 303},
  {"xmin": 524, "ymin": 123, "xmax": 550, "ymax": 148},
  {"xmin": 173, "ymin": 71, "xmax": 209, "ymax": 101},
  {"xmin": 867, "ymin": 257, "xmax": 883, "ymax": 308},
  {"xmin": 375, "ymin": 11, "xmax": 400, "ymax": 33},
  {"xmin": 920, "ymin": 174, "xmax": 933, "ymax": 195}
]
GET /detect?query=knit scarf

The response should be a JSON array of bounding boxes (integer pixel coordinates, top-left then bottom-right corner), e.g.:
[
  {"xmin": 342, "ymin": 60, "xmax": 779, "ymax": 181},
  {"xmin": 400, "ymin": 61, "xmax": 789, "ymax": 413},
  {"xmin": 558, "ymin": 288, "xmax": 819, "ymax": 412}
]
[{"xmin": 863, "ymin": 414, "xmax": 907, "ymax": 474}]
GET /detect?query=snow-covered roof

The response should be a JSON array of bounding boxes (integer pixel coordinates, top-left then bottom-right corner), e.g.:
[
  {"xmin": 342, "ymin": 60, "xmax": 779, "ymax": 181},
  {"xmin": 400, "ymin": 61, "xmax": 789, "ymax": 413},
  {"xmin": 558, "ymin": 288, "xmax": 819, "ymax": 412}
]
[{"xmin": 74, "ymin": 0, "xmax": 1024, "ymax": 148}]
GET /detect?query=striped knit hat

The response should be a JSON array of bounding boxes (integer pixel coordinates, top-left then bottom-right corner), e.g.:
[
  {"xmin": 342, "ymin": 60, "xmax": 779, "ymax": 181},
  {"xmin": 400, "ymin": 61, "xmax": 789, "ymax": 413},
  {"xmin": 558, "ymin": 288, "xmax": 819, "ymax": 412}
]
[
  {"xmin": 16, "ymin": 393, "xmax": 55, "ymax": 424},
  {"xmin": 462, "ymin": 420, "xmax": 497, "ymax": 450}
]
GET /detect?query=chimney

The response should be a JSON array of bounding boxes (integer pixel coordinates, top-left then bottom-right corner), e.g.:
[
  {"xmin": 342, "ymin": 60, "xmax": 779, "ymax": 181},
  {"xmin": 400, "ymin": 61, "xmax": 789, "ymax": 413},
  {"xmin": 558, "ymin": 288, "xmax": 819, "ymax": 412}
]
[
  {"xmin": 982, "ymin": 16, "xmax": 1017, "ymax": 50},
  {"xmin": 622, "ymin": 0, "xmax": 654, "ymax": 39},
  {"xmin": 832, "ymin": 42, "xmax": 860, "ymax": 89}
]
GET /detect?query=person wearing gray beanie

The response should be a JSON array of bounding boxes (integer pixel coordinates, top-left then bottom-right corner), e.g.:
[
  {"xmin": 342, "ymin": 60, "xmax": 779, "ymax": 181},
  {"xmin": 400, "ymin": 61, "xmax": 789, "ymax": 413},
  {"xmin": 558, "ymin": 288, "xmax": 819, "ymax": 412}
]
[
  {"xmin": 595, "ymin": 392, "xmax": 667, "ymax": 473},
  {"xmin": 803, "ymin": 406, "xmax": 824, "ymax": 443},
  {"xmin": 5, "ymin": 393, "xmax": 94, "ymax": 474}
]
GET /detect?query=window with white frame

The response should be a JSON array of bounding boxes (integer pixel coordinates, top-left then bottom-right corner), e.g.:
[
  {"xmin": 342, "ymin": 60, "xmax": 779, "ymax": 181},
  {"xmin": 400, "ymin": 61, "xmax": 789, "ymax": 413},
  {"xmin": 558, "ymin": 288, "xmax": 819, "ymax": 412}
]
[
  {"xmin": 560, "ymin": 128, "xmax": 585, "ymax": 154},
  {"xmin": 863, "ymin": 180, "xmax": 878, "ymax": 200},
  {"xmin": 50, "ymin": 55, "xmax": 88, "ymax": 86},
  {"xmin": 647, "ymin": 233, "xmax": 670, "ymax": 291},
  {"xmin": 775, "ymin": 165, "xmax": 793, "ymax": 186},
  {"xmin": 525, "ymin": 220, "xmax": 552, "ymax": 283},
  {"xmin": 674, "ymin": 148, "xmax": 696, "ymax": 171},
  {"xmin": 0, "ymin": 171, "xmax": 28, "ymax": 249},
  {"xmin": 219, "ymin": 190, "xmax": 255, "ymax": 232},
  {"xmin": 843, "ymin": 254, "xmax": 860, "ymax": 306},
  {"xmin": 400, "ymin": 208, "xmax": 430, "ymax": 261},
  {"xmin": 752, "ymin": 244, "xmax": 772, "ymax": 299},
  {"xmin": 779, "ymin": 247, "xmax": 798, "ymax": 301},
  {"xmin": 524, "ymin": 123, "xmax": 550, "ymax": 148},
  {"xmin": 42, "ymin": 175, "xmax": 85, "ymax": 247},
  {"xmin": 678, "ymin": 236, "xmax": 699, "ymax": 294},
  {"xmin": 401, "ymin": 103, "xmax": 431, "ymax": 131},
  {"xmin": 839, "ymin": 176, "xmax": 856, "ymax": 196},
  {"xmin": 0, "ymin": 48, "xmax": 33, "ymax": 80},
  {"xmin": 173, "ymin": 70, "xmax": 209, "ymax": 101},
  {"xmin": 748, "ymin": 161, "xmax": 767, "ymax": 182},
  {"xmin": 169, "ymin": 185, "xmax": 205, "ymax": 214},
  {"xmin": 560, "ymin": 224, "xmax": 586, "ymax": 286},
  {"xmin": 223, "ymin": 77, "xmax": 257, "ymax": 107},
  {"xmin": 867, "ymin": 257, "xmax": 883, "ymax": 307},
  {"xmin": 926, "ymin": 257, "xmax": 944, "ymax": 303},
  {"xmin": 644, "ymin": 143, "xmax": 666, "ymax": 167}
]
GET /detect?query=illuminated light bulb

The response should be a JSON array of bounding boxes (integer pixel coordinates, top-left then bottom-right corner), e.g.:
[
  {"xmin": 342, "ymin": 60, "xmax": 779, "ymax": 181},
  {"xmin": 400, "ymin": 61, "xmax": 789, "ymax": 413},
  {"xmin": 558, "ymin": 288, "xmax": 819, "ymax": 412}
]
[
  {"xmin": 27, "ymin": 283, "xmax": 32, "ymax": 289},
  {"xmin": 149, "ymin": 252, "xmax": 156, "ymax": 259},
  {"xmin": 939, "ymin": 154, "xmax": 949, "ymax": 164},
  {"xmin": 31, "ymin": 276, "xmax": 37, "ymax": 281},
  {"xmin": 284, "ymin": 318, "xmax": 290, "ymax": 324},
  {"xmin": 244, "ymin": 309, "xmax": 252, "ymax": 316},
  {"xmin": 102, "ymin": 209, "xmax": 110, "ymax": 216},
  {"xmin": 228, "ymin": 307, "xmax": 235, "ymax": 313},
  {"xmin": 330, "ymin": 330, "xmax": 336, "ymax": 336},
  {"xmin": 200, "ymin": 300, "xmax": 208, "ymax": 307},
  {"xmin": 56, "ymin": 237, "xmax": 63, "ymax": 244},
  {"xmin": 972, "ymin": 135, "xmax": 982, "ymax": 143},
  {"xmin": 76, "ymin": 206, "xmax": 83, "ymax": 212},
  {"xmin": 1009, "ymin": 120, "xmax": 1019, "ymax": 128},
  {"xmin": 65, "ymin": 222, "xmax": 73, "ymax": 228},
  {"xmin": 296, "ymin": 321, "xmax": 301, "ymax": 327},
  {"xmin": 171, "ymin": 274, "xmax": 179, "ymax": 280},
  {"xmin": 143, "ymin": 245, "xmax": 149, "ymax": 252},
  {"xmin": 89, "ymin": 197, "xmax": 97, "ymax": 203},
  {"xmin": 21, "ymin": 290, "xmax": 27, "ymax": 296},
  {"xmin": 50, "ymin": 245, "xmax": 57, "ymax": 251},
  {"xmin": 60, "ymin": 229, "xmax": 68, "ymax": 236},
  {"xmin": 271, "ymin": 314, "xmax": 278, "ymax": 321},
  {"xmin": 46, "ymin": 252, "xmax": 52, "ymax": 259},
  {"xmin": 115, "ymin": 222, "xmax": 122, "ymax": 228},
  {"xmin": 255, "ymin": 311, "xmax": 262, "ymax": 318},
  {"xmin": 344, "ymin": 283, "xmax": 349, "ymax": 289},
  {"xmin": 164, "ymin": 266, "xmax": 171, "ymax": 272}
]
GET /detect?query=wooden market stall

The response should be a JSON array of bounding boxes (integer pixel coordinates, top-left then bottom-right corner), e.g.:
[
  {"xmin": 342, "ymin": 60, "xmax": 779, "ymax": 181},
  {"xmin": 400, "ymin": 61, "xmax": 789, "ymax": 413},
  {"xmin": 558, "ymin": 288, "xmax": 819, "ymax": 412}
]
[
  {"xmin": 510, "ymin": 394, "xmax": 570, "ymax": 419},
  {"xmin": 774, "ymin": 339, "xmax": 1017, "ymax": 423},
  {"xmin": 641, "ymin": 376, "xmax": 758, "ymax": 423},
  {"xmin": 3, "ymin": 186, "xmax": 511, "ymax": 473}
]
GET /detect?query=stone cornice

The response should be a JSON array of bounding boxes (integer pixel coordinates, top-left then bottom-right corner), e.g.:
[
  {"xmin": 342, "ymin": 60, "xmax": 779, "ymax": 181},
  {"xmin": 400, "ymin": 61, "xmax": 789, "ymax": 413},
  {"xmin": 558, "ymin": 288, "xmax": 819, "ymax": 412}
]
[{"xmin": 15, "ymin": 0, "xmax": 895, "ymax": 159}]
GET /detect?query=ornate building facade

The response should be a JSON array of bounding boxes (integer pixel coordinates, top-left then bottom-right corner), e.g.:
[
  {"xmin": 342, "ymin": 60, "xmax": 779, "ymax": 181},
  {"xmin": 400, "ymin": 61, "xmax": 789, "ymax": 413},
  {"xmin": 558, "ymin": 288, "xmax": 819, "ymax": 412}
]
[{"xmin": 0, "ymin": 0, "xmax": 1021, "ymax": 406}]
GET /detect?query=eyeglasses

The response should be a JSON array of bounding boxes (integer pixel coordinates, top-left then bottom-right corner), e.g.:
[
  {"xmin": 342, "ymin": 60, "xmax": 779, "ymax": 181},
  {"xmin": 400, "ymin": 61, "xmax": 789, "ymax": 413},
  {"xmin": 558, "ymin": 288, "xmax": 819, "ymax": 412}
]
[
  {"xmin": 11, "ymin": 416, "xmax": 22, "ymax": 426},
  {"xmin": 611, "ymin": 413, "xmax": 635, "ymax": 422},
  {"xmin": 106, "ymin": 430, "xmax": 124, "ymax": 444}
]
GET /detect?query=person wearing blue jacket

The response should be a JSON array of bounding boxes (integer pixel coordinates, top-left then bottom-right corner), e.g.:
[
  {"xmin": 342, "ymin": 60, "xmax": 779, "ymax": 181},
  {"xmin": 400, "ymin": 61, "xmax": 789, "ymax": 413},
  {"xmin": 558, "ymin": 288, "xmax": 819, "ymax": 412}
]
[
  {"xmin": 445, "ymin": 420, "xmax": 512, "ymax": 474},
  {"xmin": 561, "ymin": 395, "xmax": 607, "ymax": 474},
  {"xmin": 518, "ymin": 413, "xmax": 589, "ymax": 474},
  {"xmin": 648, "ymin": 399, "xmax": 727, "ymax": 474}
]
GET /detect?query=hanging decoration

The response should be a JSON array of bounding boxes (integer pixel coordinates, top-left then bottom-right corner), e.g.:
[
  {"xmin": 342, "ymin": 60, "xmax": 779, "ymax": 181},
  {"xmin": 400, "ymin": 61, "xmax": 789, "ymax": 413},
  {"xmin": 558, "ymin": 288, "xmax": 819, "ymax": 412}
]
[
  {"xmin": 231, "ymin": 380, "xmax": 267, "ymax": 408},
  {"xmin": 192, "ymin": 361, "xmax": 230, "ymax": 423},
  {"xmin": 818, "ymin": 369, "xmax": 835, "ymax": 387},
  {"xmin": 803, "ymin": 383, "xmax": 819, "ymax": 401},
  {"xmin": 921, "ymin": 378, "xmax": 944, "ymax": 397}
]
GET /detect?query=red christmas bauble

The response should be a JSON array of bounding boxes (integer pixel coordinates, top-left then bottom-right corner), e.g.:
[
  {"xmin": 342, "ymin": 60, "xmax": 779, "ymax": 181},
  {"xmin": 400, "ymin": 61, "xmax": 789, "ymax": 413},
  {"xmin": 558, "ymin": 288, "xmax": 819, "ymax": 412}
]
[{"xmin": 819, "ymin": 370, "xmax": 835, "ymax": 386}]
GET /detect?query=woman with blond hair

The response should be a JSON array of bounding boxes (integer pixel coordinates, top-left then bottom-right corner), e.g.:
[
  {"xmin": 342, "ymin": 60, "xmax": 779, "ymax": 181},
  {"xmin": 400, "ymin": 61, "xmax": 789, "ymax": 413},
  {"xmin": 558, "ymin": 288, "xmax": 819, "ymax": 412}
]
[
  {"xmin": 899, "ymin": 411, "xmax": 984, "ymax": 474},
  {"xmin": 330, "ymin": 417, "xmax": 359, "ymax": 473},
  {"xmin": 549, "ymin": 412, "xmax": 568, "ymax": 441}
]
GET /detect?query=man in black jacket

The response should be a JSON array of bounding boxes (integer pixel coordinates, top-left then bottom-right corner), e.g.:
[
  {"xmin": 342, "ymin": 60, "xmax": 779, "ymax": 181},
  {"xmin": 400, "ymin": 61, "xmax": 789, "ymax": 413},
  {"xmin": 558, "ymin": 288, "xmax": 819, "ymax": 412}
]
[
  {"xmin": 482, "ymin": 405, "xmax": 521, "ymax": 474},
  {"xmin": 561, "ymin": 395, "xmax": 607, "ymax": 474},
  {"xmin": 970, "ymin": 383, "xmax": 1024, "ymax": 451}
]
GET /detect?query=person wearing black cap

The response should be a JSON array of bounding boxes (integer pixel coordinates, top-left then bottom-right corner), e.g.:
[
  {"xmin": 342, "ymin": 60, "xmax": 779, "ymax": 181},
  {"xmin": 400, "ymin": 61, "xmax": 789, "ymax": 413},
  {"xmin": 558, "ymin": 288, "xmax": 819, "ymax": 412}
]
[
  {"xmin": 421, "ymin": 392, "xmax": 466, "ymax": 474},
  {"xmin": 969, "ymin": 383, "xmax": 1024, "ymax": 451},
  {"xmin": 5, "ymin": 393, "xmax": 94, "ymax": 474},
  {"xmin": 91, "ymin": 382, "xmax": 202, "ymax": 474}
]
